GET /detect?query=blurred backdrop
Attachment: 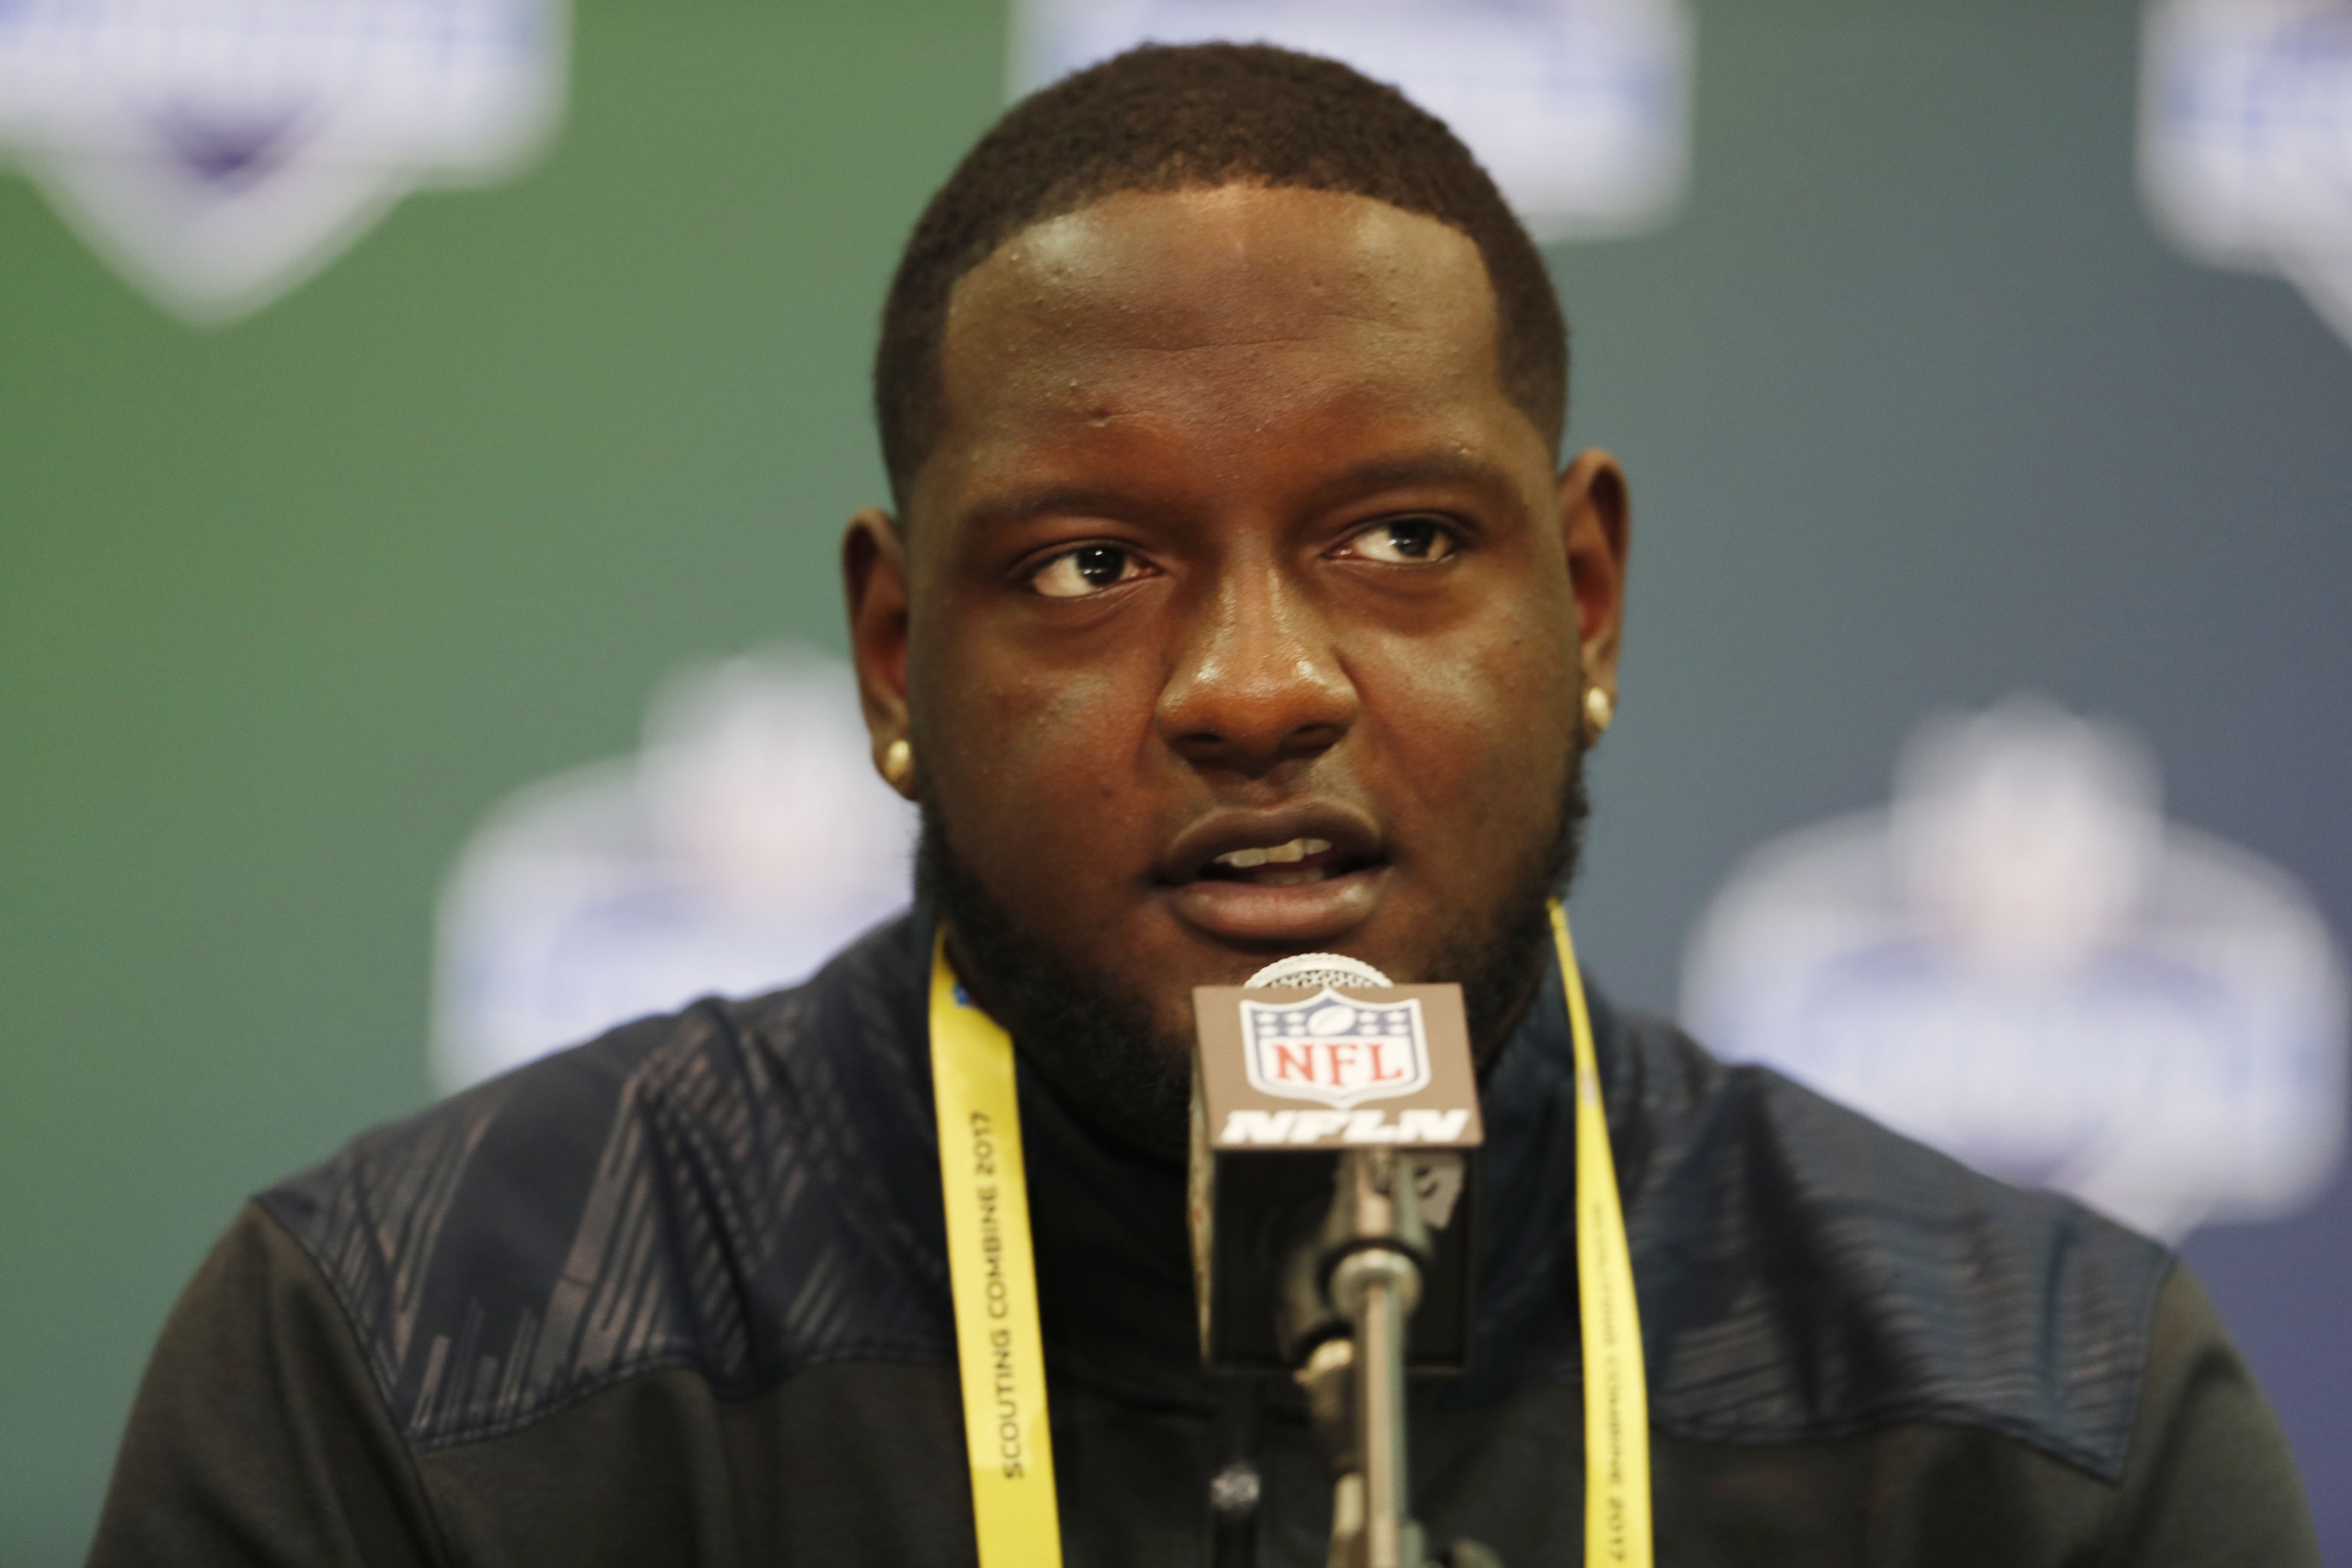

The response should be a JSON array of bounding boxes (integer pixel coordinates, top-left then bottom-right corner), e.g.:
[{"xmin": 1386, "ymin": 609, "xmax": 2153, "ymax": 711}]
[{"xmin": 4, "ymin": 0, "xmax": 2349, "ymax": 1560}]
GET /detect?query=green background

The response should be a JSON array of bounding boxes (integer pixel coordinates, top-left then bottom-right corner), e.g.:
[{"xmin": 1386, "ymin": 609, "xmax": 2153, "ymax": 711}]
[{"xmin": 5, "ymin": 2, "xmax": 2348, "ymax": 1560}]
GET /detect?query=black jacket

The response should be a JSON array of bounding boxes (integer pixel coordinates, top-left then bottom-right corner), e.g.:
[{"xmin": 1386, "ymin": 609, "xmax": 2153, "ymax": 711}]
[{"xmin": 89, "ymin": 910, "xmax": 2318, "ymax": 1565}]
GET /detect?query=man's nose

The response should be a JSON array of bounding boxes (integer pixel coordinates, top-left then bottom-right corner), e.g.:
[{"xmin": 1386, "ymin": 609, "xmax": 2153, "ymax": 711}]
[{"xmin": 1155, "ymin": 567, "xmax": 1359, "ymax": 774}]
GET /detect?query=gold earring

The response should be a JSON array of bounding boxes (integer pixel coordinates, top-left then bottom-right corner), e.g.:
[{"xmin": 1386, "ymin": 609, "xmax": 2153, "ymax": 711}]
[
  {"xmin": 881, "ymin": 738, "xmax": 915, "ymax": 792},
  {"xmin": 1583, "ymin": 686, "xmax": 1614, "ymax": 736}
]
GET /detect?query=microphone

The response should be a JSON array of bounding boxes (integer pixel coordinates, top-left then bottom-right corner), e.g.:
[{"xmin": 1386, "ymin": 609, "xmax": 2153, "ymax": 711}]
[
  {"xmin": 1188, "ymin": 952, "xmax": 1485, "ymax": 1372},
  {"xmin": 1191, "ymin": 954, "xmax": 1491, "ymax": 1565}
]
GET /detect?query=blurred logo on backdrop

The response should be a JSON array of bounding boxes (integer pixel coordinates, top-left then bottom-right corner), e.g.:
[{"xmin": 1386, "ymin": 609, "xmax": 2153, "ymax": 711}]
[
  {"xmin": 432, "ymin": 648, "xmax": 914, "ymax": 1094},
  {"xmin": 1010, "ymin": 0, "xmax": 1694, "ymax": 241},
  {"xmin": 0, "ymin": 0, "xmax": 568, "ymax": 324},
  {"xmin": 2142, "ymin": 0, "xmax": 2352, "ymax": 346},
  {"xmin": 1682, "ymin": 695, "xmax": 2348, "ymax": 1243}
]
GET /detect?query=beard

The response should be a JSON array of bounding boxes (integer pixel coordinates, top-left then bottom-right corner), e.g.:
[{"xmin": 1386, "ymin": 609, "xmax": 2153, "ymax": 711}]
[{"xmin": 916, "ymin": 745, "xmax": 1589, "ymax": 1162}]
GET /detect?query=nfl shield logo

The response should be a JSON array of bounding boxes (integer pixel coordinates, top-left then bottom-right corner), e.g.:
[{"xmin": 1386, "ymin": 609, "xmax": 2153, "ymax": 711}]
[{"xmin": 1240, "ymin": 988, "xmax": 1431, "ymax": 1109}]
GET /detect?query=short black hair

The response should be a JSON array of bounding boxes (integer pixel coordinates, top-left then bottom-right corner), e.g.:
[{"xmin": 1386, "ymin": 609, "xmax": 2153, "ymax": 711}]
[{"xmin": 873, "ymin": 41, "xmax": 1569, "ymax": 507}]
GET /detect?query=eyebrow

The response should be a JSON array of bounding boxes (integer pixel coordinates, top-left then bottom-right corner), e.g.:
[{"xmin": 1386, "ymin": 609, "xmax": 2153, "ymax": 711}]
[
  {"xmin": 952, "ymin": 450, "xmax": 1525, "ymax": 539},
  {"xmin": 957, "ymin": 483, "xmax": 1157, "ymax": 536},
  {"xmin": 1299, "ymin": 450, "xmax": 1524, "ymax": 511}
]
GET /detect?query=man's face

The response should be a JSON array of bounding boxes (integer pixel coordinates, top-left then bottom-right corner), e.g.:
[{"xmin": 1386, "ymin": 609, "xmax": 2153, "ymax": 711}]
[{"xmin": 848, "ymin": 184, "xmax": 1626, "ymax": 1099}]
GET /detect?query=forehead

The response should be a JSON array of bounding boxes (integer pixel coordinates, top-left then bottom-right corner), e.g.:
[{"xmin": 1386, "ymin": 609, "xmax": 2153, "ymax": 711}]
[{"xmin": 912, "ymin": 186, "xmax": 1530, "ymax": 522}]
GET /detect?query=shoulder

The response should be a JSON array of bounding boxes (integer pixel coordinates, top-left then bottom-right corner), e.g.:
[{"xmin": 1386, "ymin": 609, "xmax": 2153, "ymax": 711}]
[
  {"xmin": 1615, "ymin": 1009, "xmax": 2174, "ymax": 1479},
  {"xmin": 257, "ymin": 910, "xmax": 952, "ymax": 1451},
  {"xmin": 2108, "ymin": 1265, "xmax": 2320, "ymax": 1556}
]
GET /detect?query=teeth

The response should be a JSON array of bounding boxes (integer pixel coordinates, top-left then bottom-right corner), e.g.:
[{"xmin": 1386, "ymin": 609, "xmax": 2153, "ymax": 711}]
[{"xmin": 1213, "ymin": 836, "xmax": 1332, "ymax": 871}]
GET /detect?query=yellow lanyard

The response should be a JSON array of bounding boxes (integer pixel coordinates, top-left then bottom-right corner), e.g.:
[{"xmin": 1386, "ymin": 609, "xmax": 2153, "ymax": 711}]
[
  {"xmin": 930, "ymin": 911, "xmax": 1651, "ymax": 1567},
  {"xmin": 930, "ymin": 933, "xmax": 1064, "ymax": 1568},
  {"xmin": 1552, "ymin": 900, "xmax": 1654, "ymax": 1568}
]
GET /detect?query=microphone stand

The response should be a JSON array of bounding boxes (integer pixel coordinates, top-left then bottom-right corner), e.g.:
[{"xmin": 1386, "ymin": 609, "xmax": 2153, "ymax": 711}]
[{"xmin": 1289, "ymin": 1148, "xmax": 1499, "ymax": 1568}]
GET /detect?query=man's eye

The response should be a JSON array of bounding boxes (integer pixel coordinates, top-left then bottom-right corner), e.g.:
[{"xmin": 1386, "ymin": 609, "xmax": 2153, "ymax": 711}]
[
  {"xmin": 1030, "ymin": 544, "xmax": 1146, "ymax": 598},
  {"xmin": 1346, "ymin": 518, "xmax": 1458, "ymax": 565}
]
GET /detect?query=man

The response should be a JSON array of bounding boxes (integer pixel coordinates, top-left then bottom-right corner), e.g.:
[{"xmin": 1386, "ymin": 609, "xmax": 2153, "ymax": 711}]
[{"xmin": 90, "ymin": 43, "xmax": 2316, "ymax": 1566}]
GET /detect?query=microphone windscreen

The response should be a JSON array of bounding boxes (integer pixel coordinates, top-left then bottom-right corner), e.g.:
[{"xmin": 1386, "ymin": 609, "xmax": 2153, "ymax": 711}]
[{"xmin": 1244, "ymin": 952, "xmax": 1394, "ymax": 990}]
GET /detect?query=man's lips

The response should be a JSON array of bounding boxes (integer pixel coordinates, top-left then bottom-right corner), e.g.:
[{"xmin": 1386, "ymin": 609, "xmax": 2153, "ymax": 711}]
[
  {"xmin": 1157, "ymin": 805, "xmax": 1388, "ymax": 945},
  {"xmin": 1163, "ymin": 865, "xmax": 1388, "ymax": 945}
]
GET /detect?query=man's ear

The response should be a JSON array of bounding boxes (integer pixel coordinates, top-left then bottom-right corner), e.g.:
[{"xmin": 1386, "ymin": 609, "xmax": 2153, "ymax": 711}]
[
  {"xmin": 1556, "ymin": 449, "xmax": 1631, "ymax": 704},
  {"xmin": 842, "ymin": 506, "xmax": 916, "ymax": 798}
]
